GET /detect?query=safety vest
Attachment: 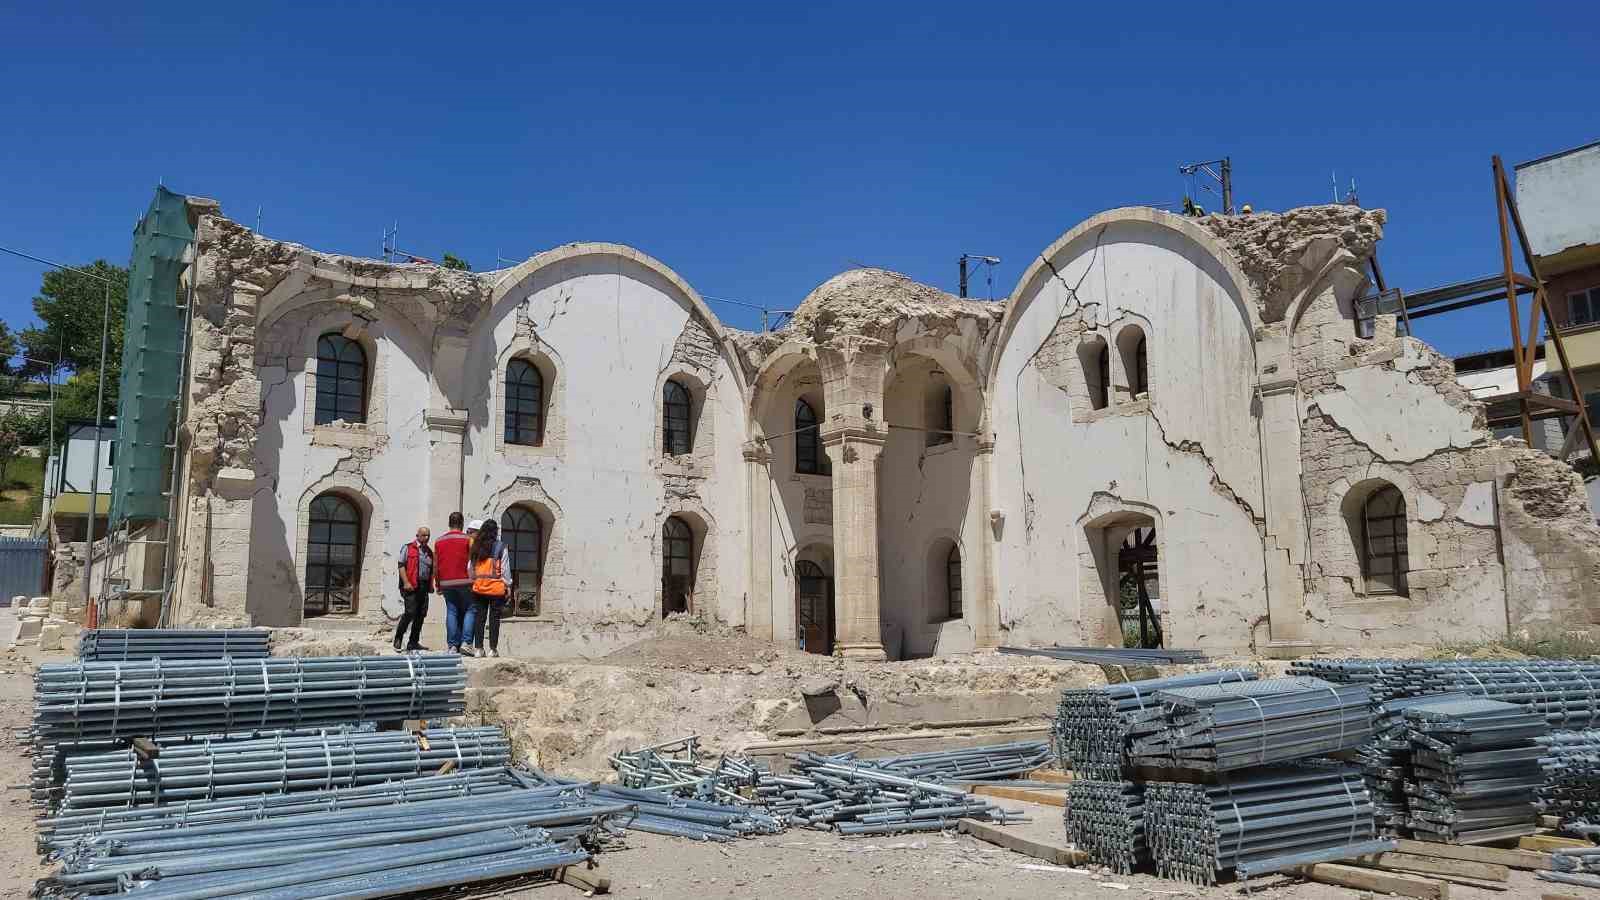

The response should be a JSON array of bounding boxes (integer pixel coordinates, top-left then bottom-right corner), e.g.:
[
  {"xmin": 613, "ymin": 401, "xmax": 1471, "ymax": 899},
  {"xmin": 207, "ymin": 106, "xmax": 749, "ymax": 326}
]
[{"xmin": 472, "ymin": 546, "xmax": 508, "ymax": 598}]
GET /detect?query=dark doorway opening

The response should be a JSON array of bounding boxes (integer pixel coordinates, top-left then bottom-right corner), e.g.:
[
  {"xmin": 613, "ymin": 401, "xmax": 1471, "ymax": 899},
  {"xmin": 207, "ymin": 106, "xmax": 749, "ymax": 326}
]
[
  {"xmin": 1118, "ymin": 526, "xmax": 1162, "ymax": 648},
  {"xmin": 796, "ymin": 559, "xmax": 834, "ymax": 655}
]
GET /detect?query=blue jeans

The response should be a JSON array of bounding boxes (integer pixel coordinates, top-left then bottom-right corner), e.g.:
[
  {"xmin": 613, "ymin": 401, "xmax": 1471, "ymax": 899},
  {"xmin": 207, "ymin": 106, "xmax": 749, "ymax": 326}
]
[{"xmin": 443, "ymin": 588, "xmax": 473, "ymax": 649}]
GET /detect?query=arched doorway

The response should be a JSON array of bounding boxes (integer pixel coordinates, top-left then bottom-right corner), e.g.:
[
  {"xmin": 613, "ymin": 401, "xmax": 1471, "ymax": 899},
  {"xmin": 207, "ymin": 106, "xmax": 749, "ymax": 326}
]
[
  {"xmin": 795, "ymin": 559, "xmax": 834, "ymax": 654},
  {"xmin": 1118, "ymin": 525, "xmax": 1161, "ymax": 648}
]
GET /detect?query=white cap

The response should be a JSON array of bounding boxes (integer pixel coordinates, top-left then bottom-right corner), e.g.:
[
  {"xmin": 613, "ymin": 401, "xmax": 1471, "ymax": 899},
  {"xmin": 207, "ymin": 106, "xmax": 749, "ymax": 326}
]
[{"xmin": 467, "ymin": 519, "xmax": 483, "ymax": 532}]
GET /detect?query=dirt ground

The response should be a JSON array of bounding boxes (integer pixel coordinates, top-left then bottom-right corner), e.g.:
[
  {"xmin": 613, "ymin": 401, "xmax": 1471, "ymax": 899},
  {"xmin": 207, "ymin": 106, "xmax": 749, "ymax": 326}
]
[{"xmin": 0, "ymin": 616, "xmax": 1571, "ymax": 900}]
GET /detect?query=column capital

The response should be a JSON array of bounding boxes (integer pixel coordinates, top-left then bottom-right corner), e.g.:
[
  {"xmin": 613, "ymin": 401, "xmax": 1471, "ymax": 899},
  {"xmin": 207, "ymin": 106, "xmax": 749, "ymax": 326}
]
[
  {"xmin": 423, "ymin": 408, "xmax": 468, "ymax": 434},
  {"xmin": 742, "ymin": 440, "xmax": 772, "ymax": 465}
]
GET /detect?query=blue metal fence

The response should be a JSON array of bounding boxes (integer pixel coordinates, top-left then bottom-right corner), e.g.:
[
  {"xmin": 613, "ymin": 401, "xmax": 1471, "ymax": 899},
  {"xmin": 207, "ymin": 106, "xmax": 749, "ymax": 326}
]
[{"xmin": 0, "ymin": 536, "xmax": 47, "ymax": 602}]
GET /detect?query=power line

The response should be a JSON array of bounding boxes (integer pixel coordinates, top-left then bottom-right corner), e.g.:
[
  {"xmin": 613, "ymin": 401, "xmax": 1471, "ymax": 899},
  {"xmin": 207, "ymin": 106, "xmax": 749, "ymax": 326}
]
[{"xmin": 0, "ymin": 244, "xmax": 118, "ymax": 284}]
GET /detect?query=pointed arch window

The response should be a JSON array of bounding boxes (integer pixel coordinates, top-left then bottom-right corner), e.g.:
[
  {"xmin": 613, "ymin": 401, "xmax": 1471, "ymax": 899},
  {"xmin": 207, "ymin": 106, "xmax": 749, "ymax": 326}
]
[
  {"xmin": 315, "ymin": 334, "xmax": 368, "ymax": 425},
  {"xmin": 505, "ymin": 359, "xmax": 545, "ymax": 446}
]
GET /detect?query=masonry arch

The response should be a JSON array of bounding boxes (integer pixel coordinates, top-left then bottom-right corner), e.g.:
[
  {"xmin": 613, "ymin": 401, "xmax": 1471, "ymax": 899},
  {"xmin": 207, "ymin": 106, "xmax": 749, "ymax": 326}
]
[
  {"xmin": 485, "ymin": 476, "xmax": 566, "ymax": 618},
  {"xmin": 1076, "ymin": 498, "xmax": 1165, "ymax": 649},
  {"xmin": 654, "ymin": 504, "xmax": 717, "ymax": 617},
  {"xmin": 793, "ymin": 542, "xmax": 835, "ymax": 655},
  {"xmin": 494, "ymin": 336, "xmax": 565, "ymax": 458},
  {"xmin": 295, "ymin": 473, "xmax": 385, "ymax": 624}
]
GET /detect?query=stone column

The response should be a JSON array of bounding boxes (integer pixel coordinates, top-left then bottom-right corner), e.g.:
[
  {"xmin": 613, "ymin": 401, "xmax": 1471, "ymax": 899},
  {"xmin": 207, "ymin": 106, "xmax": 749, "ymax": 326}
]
[
  {"xmin": 823, "ymin": 426, "xmax": 887, "ymax": 660},
  {"xmin": 970, "ymin": 436, "xmax": 1002, "ymax": 649},
  {"xmin": 743, "ymin": 441, "xmax": 774, "ymax": 640}
]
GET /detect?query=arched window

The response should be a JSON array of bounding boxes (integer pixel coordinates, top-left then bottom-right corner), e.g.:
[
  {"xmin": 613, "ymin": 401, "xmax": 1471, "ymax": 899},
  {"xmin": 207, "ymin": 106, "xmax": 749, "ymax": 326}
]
[
  {"xmin": 663, "ymin": 380, "xmax": 693, "ymax": 456},
  {"xmin": 946, "ymin": 545, "xmax": 963, "ymax": 620},
  {"xmin": 927, "ymin": 385, "xmax": 954, "ymax": 447},
  {"xmin": 662, "ymin": 516, "xmax": 694, "ymax": 616},
  {"xmin": 1361, "ymin": 485, "xmax": 1409, "ymax": 595},
  {"xmin": 501, "ymin": 506, "xmax": 543, "ymax": 616},
  {"xmin": 795, "ymin": 398, "xmax": 830, "ymax": 475},
  {"xmin": 1082, "ymin": 340, "xmax": 1109, "ymax": 411},
  {"xmin": 315, "ymin": 334, "xmax": 368, "ymax": 425},
  {"xmin": 504, "ymin": 359, "xmax": 545, "ymax": 446},
  {"xmin": 305, "ymin": 493, "xmax": 361, "ymax": 617},
  {"xmin": 1127, "ymin": 333, "xmax": 1148, "ymax": 398}
]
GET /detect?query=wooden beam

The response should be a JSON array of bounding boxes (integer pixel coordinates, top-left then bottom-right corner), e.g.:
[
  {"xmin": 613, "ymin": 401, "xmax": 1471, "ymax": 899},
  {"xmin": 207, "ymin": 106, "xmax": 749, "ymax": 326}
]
[
  {"xmin": 1520, "ymin": 834, "xmax": 1593, "ymax": 852},
  {"xmin": 970, "ymin": 785, "xmax": 1066, "ymax": 807},
  {"xmin": 1393, "ymin": 838, "xmax": 1552, "ymax": 871},
  {"xmin": 1025, "ymin": 768, "xmax": 1074, "ymax": 784},
  {"xmin": 1357, "ymin": 851, "xmax": 1509, "ymax": 882},
  {"xmin": 1294, "ymin": 862, "xmax": 1449, "ymax": 900},
  {"xmin": 956, "ymin": 818, "xmax": 1089, "ymax": 866}
]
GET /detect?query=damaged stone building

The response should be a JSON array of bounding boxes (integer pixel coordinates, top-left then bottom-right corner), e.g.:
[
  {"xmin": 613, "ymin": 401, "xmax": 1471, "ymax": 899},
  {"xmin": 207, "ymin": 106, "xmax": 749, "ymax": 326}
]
[{"xmin": 155, "ymin": 196, "xmax": 1600, "ymax": 657}]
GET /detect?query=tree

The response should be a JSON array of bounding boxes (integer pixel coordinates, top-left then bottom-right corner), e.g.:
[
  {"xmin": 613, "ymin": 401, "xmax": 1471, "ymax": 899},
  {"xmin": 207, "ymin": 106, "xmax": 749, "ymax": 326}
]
[
  {"xmin": 0, "ymin": 321, "xmax": 19, "ymax": 376},
  {"xmin": 18, "ymin": 261, "xmax": 129, "ymax": 407},
  {"xmin": 441, "ymin": 253, "xmax": 472, "ymax": 271},
  {"xmin": 0, "ymin": 423, "xmax": 19, "ymax": 484}
]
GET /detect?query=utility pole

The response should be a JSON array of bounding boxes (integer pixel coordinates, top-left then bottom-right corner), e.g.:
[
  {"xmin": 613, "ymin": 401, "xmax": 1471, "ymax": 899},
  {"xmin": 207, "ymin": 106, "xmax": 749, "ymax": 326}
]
[
  {"xmin": 1220, "ymin": 157, "xmax": 1233, "ymax": 216},
  {"xmin": 958, "ymin": 254, "xmax": 1000, "ymax": 299},
  {"xmin": 1179, "ymin": 157, "xmax": 1235, "ymax": 215}
]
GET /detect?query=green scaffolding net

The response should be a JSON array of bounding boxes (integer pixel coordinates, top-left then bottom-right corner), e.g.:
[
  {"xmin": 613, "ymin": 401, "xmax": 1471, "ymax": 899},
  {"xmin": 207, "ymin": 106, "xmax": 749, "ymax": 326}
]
[{"xmin": 110, "ymin": 187, "xmax": 192, "ymax": 527}]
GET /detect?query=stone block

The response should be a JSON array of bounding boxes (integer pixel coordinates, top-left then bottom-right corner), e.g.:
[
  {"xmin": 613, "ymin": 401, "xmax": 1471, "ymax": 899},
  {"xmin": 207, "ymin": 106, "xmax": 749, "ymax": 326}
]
[
  {"xmin": 9, "ymin": 595, "xmax": 23, "ymax": 607},
  {"xmin": 39, "ymin": 623, "xmax": 63, "ymax": 651},
  {"xmin": 12, "ymin": 616, "xmax": 42, "ymax": 643},
  {"xmin": 29, "ymin": 596, "xmax": 49, "ymax": 609},
  {"xmin": 50, "ymin": 600, "xmax": 69, "ymax": 618}
]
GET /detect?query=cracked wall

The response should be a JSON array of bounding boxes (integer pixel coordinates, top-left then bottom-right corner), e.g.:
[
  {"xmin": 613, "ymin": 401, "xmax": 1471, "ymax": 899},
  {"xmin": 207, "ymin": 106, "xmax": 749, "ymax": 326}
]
[{"xmin": 988, "ymin": 211, "xmax": 1270, "ymax": 652}]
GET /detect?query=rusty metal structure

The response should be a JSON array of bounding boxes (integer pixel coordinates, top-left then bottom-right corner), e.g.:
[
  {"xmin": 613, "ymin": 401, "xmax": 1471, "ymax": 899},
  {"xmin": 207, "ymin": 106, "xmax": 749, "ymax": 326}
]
[{"xmin": 1356, "ymin": 155, "xmax": 1600, "ymax": 463}]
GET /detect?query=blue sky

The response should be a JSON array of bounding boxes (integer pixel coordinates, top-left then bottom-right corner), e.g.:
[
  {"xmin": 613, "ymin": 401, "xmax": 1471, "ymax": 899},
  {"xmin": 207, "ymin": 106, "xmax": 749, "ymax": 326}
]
[{"xmin": 0, "ymin": 2, "xmax": 1594, "ymax": 357}]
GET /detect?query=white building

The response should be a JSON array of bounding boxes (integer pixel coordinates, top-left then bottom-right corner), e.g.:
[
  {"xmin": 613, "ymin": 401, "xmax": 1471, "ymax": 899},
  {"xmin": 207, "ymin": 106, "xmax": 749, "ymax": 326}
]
[{"xmin": 156, "ymin": 198, "xmax": 1600, "ymax": 657}]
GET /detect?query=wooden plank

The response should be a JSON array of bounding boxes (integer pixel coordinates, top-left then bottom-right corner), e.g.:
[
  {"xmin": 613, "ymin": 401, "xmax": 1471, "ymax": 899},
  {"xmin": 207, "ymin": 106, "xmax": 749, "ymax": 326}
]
[
  {"xmin": 1357, "ymin": 852, "xmax": 1509, "ymax": 883},
  {"xmin": 1025, "ymin": 768, "xmax": 1073, "ymax": 784},
  {"xmin": 1293, "ymin": 863, "xmax": 1449, "ymax": 900},
  {"xmin": 956, "ymin": 818, "xmax": 1089, "ymax": 867},
  {"xmin": 1392, "ymin": 838, "xmax": 1553, "ymax": 871},
  {"xmin": 1543, "ymin": 893, "xmax": 1585, "ymax": 900},
  {"xmin": 1539, "ymin": 815, "xmax": 1562, "ymax": 830},
  {"xmin": 970, "ymin": 785, "xmax": 1066, "ymax": 807},
  {"xmin": 1521, "ymin": 835, "xmax": 1593, "ymax": 852}
]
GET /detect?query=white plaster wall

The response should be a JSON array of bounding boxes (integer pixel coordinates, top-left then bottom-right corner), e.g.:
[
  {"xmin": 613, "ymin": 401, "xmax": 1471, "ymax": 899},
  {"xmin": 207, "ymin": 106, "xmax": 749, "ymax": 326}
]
[
  {"xmin": 249, "ymin": 307, "xmax": 435, "ymax": 627},
  {"xmin": 988, "ymin": 220, "xmax": 1268, "ymax": 651},
  {"xmin": 463, "ymin": 255, "xmax": 749, "ymax": 641}
]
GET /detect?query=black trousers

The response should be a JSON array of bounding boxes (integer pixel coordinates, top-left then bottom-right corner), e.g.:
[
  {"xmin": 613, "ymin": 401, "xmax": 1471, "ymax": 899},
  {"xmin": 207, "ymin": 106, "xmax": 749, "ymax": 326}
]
[
  {"xmin": 394, "ymin": 589, "xmax": 430, "ymax": 649},
  {"xmin": 472, "ymin": 592, "xmax": 504, "ymax": 651}
]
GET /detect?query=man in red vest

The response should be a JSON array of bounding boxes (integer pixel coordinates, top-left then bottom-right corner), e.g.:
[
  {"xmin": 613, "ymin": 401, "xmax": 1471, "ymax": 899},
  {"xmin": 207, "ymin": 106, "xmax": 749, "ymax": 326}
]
[
  {"xmin": 432, "ymin": 512, "xmax": 474, "ymax": 655},
  {"xmin": 394, "ymin": 526, "xmax": 435, "ymax": 652}
]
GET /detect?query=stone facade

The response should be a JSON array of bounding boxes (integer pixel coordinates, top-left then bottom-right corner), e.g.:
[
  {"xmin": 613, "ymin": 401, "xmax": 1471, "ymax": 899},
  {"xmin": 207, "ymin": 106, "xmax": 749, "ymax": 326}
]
[{"xmin": 162, "ymin": 198, "xmax": 1600, "ymax": 657}]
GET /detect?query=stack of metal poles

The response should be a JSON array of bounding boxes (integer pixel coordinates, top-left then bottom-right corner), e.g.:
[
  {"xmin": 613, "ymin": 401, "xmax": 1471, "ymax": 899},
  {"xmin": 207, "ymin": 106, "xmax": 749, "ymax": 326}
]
[
  {"xmin": 1355, "ymin": 693, "xmax": 1474, "ymax": 833},
  {"xmin": 521, "ymin": 767, "xmax": 785, "ymax": 841},
  {"xmin": 749, "ymin": 752, "xmax": 1023, "ymax": 835},
  {"xmin": 31, "ymin": 655, "xmax": 467, "ymax": 755},
  {"xmin": 1296, "ymin": 659, "xmax": 1600, "ymax": 729},
  {"xmin": 1538, "ymin": 730, "xmax": 1600, "ymax": 825},
  {"xmin": 1054, "ymin": 669, "xmax": 1259, "ymax": 777},
  {"xmin": 38, "ymin": 779, "xmax": 622, "ymax": 899},
  {"xmin": 1145, "ymin": 765, "xmax": 1376, "ymax": 885},
  {"xmin": 56, "ymin": 726, "xmax": 508, "ymax": 813},
  {"xmin": 1403, "ymin": 696, "xmax": 1548, "ymax": 844},
  {"xmin": 77, "ymin": 629, "xmax": 271, "ymax": 662},
  {"xmin": 853, "ymin": 741, "xmax": 1051, "ymax": 782},
  {"xmin": 39, "ymin": 768, "xmax": 524, "ymax": 853},
  {"xmin": 1129, "ymin": 677, "xmax": 1372, "ymax": 771},
  {"xmin": 1065, "ymin": 779, "xmax": 1146, "ymax": 873}
]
